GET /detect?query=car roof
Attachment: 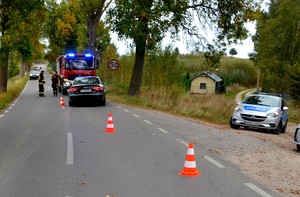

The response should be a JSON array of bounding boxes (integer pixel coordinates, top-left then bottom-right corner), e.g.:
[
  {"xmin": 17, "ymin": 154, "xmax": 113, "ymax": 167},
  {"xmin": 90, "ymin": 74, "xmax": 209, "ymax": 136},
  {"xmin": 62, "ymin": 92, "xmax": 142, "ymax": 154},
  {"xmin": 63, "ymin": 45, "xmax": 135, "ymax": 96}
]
[
  {"xmin": 251, "ymin": 92, "xmax": 284, "ymax": 98},
  {"xmin": 74, "ymin": 76, "xmax": 99, "ymax": 79}
]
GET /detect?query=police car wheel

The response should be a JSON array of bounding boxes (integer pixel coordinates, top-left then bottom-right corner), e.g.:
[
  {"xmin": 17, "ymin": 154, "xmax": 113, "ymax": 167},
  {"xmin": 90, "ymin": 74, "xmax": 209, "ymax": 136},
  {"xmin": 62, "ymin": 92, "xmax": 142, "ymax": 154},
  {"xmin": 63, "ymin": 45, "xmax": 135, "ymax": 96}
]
[
  {"xmin": 281, "ymin": 120, "xmax": 288, "ymax": 133},
  {"xmin": 273, "ymin": 122, "xmax": 282, "ymax": 135},
  {"xmin": 230, "ymin": 117, "xmax": 240, "ymax": 130}
]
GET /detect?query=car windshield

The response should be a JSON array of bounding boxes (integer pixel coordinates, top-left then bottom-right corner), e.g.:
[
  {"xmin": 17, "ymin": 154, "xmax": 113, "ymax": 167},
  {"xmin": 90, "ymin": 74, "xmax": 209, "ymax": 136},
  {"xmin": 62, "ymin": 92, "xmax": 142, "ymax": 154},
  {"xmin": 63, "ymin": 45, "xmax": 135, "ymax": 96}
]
[
  {"xmin": 66, "ymin": 58, "xmax": 94, "ymax": 70},
  {"xmin": 73, "ymin": 78, "xmax": 100, "ymax": 85},
  {"xmin": 242, "ymin": 95, "xmax": 280, "ymax": 107},
  {"xmin": 30, "ymin": 70, "xmax": 39, "ymax": 74}
]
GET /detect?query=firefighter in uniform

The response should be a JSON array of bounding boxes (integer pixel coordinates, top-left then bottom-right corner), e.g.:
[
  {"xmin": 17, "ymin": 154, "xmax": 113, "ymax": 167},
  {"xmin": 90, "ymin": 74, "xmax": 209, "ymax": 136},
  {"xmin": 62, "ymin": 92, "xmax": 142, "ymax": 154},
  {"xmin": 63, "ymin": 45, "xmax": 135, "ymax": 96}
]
[
  {"xmin": 51, "ymin": 71, "xmax": 60, "ymax": 96},
  {"xmin": 38, "ymin": 70, "xmax": 46, "ymax": 97}
]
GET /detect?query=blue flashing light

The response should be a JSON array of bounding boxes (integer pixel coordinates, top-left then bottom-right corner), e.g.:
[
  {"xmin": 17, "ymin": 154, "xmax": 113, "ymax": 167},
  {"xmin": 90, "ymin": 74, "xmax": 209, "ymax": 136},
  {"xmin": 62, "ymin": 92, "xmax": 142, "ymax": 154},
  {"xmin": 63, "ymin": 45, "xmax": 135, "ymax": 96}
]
[
  {"xmin": 85, "ymin": 54, "xmax": 92, "ymax": 57},
  {"xmin": 67, "ymin": 53, "xmax": 75, "ymax": 57}
]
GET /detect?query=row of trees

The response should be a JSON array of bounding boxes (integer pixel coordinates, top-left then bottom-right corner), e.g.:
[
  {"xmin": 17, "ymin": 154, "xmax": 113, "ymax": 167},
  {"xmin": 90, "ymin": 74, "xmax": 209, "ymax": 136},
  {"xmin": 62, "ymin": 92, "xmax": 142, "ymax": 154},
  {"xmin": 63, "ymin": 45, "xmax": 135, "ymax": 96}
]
[
  {"xmin": 1, "ymin": 0, "xmax": 260, "ymax": 96},
  {"xmin": 0, "ymin": 0, "xmax": 46, "ymax": 92}
]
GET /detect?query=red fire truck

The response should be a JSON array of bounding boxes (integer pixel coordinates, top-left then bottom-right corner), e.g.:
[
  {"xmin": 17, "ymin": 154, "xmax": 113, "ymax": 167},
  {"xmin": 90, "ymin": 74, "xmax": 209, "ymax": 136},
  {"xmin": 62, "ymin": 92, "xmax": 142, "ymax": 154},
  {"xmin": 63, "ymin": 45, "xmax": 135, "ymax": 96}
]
[{"xmin": 56, "ymin": 53, "xmax": 98, "ymax": 95}]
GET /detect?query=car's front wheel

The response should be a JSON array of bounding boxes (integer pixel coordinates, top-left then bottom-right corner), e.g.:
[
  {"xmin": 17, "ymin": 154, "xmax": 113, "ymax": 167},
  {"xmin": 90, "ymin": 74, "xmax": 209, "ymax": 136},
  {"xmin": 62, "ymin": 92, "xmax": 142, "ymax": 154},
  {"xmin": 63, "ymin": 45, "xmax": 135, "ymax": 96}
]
[
  {"xmin": 274, "ymin": 122, "xmax": 282, "ymax": 134},
  {"xmin": 297, "ymin": 144, "xmax": 300, "ymax": 151},
  {"xmin": 230, "ymin": 117, "xmax": 240, "ymax": 129}
]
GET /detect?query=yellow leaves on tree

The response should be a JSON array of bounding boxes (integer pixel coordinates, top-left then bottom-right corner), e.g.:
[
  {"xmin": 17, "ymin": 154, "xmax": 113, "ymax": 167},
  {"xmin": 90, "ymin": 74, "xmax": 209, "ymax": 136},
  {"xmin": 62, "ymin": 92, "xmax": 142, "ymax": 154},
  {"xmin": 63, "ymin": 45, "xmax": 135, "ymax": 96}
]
[{"xmin": 56, "ymin": 8, "xmax": 76, "ymax": 38}]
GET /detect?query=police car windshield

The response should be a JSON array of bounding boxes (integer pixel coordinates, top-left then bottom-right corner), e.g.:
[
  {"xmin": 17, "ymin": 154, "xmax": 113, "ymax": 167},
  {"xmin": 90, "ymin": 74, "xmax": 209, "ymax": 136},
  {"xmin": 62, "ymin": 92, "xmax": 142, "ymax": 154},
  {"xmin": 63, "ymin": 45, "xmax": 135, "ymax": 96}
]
[
  {"xmin": 67, "ymin": 58, "xmax": 93, "ymax": 70},
  {"xmin": 243, "ymin": 95, "xmax": 280, "ymax": 107}
]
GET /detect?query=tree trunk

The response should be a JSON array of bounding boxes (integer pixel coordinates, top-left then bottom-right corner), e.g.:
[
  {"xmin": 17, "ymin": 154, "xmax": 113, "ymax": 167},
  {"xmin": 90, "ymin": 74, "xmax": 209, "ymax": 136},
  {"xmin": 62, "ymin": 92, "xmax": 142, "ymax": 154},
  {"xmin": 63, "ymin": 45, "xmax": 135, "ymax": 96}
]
[
  {"xmin": 0, "ymin": 51, "xmax": 9, "ymax": 92},
  {"xmin": 19, "ymin": 55, "xmax": 25, "ymax": 78},
  {"xmin": 128, "ymin": 43, "xmax": 146, "ymax": 96},
  {"xmin": 87, "ymin": 19, "xmax": 98, "ymax": 57}
]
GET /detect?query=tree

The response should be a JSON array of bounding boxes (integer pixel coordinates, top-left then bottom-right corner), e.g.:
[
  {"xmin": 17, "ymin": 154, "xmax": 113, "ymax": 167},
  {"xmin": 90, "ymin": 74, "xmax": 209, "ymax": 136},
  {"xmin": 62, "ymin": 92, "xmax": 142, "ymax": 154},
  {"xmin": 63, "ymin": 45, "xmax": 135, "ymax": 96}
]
[
  {"xmin": 78, "ymin": 0, "xmax": 111, "ymax": 58},
  {"xmin": 229, "ymin": 48, "xmax": 238, "ymax": 56},
  {"xmin": 0, "ymin": 0, "xmax": 45, "ymax": 92},
  {"xmin": 109, "ymin": 0, "xmax": 260, "ymax": 96},
  {"xmin": 253, "ymin": 0, "xmax": 300, "ymax": 95}
]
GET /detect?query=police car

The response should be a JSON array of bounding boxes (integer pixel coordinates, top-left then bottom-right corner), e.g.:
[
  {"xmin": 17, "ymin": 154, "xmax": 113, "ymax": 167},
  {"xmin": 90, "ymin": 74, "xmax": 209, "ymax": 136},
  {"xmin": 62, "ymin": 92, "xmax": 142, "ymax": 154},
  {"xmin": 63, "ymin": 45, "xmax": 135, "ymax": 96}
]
[{"xmin": 230, "ymin": 92, "xmax": 289, "ymax": 134}]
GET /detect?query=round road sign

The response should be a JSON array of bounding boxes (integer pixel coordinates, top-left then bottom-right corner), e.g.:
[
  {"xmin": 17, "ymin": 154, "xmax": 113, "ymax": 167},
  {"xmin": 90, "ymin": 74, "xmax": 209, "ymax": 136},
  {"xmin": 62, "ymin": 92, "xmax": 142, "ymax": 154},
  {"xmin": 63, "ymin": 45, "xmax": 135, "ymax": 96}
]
[{"xmin": 108, "ymin": 59, "xmax": 120, "ymax": 71}]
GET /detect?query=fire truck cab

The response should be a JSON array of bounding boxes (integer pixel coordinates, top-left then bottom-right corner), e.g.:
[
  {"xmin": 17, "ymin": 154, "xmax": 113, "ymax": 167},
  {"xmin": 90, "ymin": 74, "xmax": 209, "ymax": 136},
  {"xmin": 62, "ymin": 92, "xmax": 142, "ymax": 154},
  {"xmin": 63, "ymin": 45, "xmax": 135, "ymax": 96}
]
[{"xmin": 56, "ymin": 53, "xmax": 98, "ymax": 95}]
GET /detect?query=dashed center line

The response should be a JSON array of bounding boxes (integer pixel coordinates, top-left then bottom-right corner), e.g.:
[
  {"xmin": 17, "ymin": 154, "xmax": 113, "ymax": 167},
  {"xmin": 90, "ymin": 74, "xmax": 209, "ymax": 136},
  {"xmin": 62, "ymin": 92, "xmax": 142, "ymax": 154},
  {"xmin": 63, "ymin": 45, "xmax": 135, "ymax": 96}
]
[
  {"xmin": 124, "ymin": 109, "xmax": 129, "ymax": 112},
  {"xmin": 4, "ymin": 110, "xmax": 9, "ymax": 113},
  {"xmin": 244, "ymin": 183, "xmax": 273, "ymax": 197},
  {"xmin": 203, "ymin": 155, "xmax": 226, "ymax": 168},
  {"xmin": 67, "ymin": 132, "xmax": 74, "ymax": 165}
]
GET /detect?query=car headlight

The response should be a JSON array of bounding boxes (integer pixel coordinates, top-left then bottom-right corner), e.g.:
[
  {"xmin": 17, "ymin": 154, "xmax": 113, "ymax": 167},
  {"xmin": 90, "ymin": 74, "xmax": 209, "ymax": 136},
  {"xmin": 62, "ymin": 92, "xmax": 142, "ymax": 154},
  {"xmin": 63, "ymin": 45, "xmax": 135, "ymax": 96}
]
[
  {"xmin": 266, "ymin": 111, "xmax": 279, "ymax": 117},
  {"xmin": 234, "ymin": 106, "xmax": 242, "ymax": 113},
  {"xmin": 65, "ymin": 81, "xmax": 70, "ymax": 86}
]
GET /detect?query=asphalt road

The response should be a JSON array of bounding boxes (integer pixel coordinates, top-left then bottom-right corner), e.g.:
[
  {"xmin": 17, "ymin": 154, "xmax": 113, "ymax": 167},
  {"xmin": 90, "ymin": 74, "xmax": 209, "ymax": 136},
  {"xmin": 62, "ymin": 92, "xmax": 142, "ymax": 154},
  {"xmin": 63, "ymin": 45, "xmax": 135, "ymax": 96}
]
[{"xmin": 0, "ymin": 68, "xmax": 283, "ymax": 197}]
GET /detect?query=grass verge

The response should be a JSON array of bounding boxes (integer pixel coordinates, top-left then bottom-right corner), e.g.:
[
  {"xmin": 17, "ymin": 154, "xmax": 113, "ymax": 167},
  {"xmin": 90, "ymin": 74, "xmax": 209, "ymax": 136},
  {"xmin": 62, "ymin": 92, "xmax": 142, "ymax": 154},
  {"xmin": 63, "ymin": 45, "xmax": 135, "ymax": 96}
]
[{"xmin": 0, "ymin": 76, "xmax": 28, "ymax": 112}]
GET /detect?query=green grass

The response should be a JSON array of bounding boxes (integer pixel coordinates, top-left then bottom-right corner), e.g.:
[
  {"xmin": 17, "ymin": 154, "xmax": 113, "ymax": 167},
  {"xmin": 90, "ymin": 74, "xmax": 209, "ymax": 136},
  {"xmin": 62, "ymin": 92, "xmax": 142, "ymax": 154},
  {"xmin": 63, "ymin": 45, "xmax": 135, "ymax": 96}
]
[
  {"xmin": 107, "ymin": 85, "xmax": 300, "ymax": 125},
  {"xmin": 2, "ymin": 76, "xmax": 300, "ymax": 125},
  {"xmin": 0, "ymin": 75, "xmax": 28, "ymax": 112}
]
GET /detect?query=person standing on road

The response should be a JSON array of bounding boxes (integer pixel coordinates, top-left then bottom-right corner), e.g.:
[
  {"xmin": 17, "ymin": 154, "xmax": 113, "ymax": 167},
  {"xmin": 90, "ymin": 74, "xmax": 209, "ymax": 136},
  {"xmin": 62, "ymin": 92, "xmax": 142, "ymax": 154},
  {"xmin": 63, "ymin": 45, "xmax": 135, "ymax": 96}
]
[
  {"xmin": 38, "ymin": 70, "xmax": 46, "ymax": 97},
  {"xmin": 51, "ymin": 71, "xmax": 60, "ymax": 96}
]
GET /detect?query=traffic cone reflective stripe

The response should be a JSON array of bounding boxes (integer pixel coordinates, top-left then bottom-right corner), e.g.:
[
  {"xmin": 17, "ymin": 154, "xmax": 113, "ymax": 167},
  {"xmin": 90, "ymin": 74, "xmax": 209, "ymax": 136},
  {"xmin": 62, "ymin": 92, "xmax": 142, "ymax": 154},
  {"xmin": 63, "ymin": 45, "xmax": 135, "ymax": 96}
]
[
  {"xmin": 179, "ymin": 143, "xmax": 202, "ymax": 177},
  {"xmin": 59, "ymin": 96, "xmax": 65, "ymax": 107},
  {"xmin": 105, "ymin": 113, "xmax": 116, "ymax": 132}
]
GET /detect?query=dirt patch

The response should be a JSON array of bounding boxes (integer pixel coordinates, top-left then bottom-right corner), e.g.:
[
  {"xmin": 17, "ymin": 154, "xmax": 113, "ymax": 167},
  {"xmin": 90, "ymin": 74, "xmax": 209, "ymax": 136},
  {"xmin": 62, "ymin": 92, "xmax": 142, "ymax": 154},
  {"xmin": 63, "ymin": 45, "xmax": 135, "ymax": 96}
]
[{"xmin": 212, "ymin": 122, "xmax": 300, "ymax": 197}]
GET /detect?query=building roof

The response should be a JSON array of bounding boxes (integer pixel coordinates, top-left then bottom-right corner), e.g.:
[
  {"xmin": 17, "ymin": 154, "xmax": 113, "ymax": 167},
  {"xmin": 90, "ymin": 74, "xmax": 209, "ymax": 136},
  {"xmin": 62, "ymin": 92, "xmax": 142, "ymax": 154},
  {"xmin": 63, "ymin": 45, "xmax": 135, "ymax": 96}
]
[{"xmin": 191, "ymin": 71, "xmax": 222, "ymax": 82}]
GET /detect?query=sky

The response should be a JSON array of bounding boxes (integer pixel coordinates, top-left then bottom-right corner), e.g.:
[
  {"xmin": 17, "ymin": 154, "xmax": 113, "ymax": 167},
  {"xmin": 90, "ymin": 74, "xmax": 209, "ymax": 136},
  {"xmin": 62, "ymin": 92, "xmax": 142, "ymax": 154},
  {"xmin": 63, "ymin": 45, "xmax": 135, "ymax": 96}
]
[{"xmin": 111, "ymin": 22, "xmax": 256, "ymax": 59}]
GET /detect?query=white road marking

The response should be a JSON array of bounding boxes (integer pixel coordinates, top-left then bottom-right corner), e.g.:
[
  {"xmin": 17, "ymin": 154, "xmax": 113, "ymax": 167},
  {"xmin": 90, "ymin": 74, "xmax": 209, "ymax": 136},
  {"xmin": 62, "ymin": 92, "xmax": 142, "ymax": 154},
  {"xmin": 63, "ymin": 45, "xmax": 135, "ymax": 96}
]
[
  {"xmin": 157, "ymin": 128, "xmax": 168, "ymax": 134},
  {"xmin": 117, "ymin": 106, "xmax": 122, "ymax": 109},
  {"xmin": 4, "ymin": 110, "xmax": 9, "ymax": 113},
  {"xmin": 144, "ymin": 120, "xmax": 152, "ymax": 124},
  {"xmin": 9, "ymin": 106, "xmax": 12, "ymax": 109},
  {"xmin": 133, "ymin": 114, "xmax": 140, "ymax": 118},
  {"xmin": 67, "ymin": 132, "xmax": 74, "ymax": 165},
  {"xmin": 0, "ymin": 114, "xmax": 4, "ymax": 118},
  {"xmin": 124, "ymin": 109, "xmax": 129, "ymax": 112},
  {"xmin": 176, "ymin": 139, "xmax": 189, "ymax": 147},
  {"xmin": 203, "ymin": 155, "xmax": 226, "ymax": 168},
  {"xmin": 244, "ymin": 183, "xmax": 273, "ymax": 197}
]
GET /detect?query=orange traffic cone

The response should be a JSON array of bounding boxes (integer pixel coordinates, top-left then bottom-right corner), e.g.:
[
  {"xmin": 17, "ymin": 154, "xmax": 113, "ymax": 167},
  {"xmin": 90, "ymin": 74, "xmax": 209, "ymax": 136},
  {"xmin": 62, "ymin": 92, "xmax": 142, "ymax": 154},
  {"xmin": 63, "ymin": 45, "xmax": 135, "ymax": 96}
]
[
  {"xmin": 179, "ymin": 143, "xmax": 202, "ymax": 177},
  {"xmin": 59, "ymin": 96, "xmax": 65, "ymax": 107},
  {"xmin": 105, "ymin": 113, "xmax": 116, "ymax": 132}
]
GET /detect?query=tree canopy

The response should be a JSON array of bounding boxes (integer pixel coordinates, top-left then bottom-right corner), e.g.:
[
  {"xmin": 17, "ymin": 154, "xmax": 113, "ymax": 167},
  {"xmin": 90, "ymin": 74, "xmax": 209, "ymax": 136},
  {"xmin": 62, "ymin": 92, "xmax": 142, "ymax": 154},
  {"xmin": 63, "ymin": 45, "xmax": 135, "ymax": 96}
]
[
  {"xmin": 253, "ymin": 0, "xmax": 300, "ymax": 100},
  {"xmin": 108, "ymin": 0, "xmax": 260, "ymax": 96}
]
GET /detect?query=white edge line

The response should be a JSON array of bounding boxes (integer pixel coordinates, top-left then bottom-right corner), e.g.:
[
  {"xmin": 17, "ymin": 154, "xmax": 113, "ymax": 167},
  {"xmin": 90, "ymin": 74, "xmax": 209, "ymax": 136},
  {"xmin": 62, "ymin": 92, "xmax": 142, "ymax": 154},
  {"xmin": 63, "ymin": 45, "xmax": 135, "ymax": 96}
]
[
  {"xmin": 144, "ymin": 120, "xmax": 152, "ymax": 124},
  {"xmin": 204, "ymin": 155, "xmax": 226, "ymax": 168},
  {"xmin": 176, "ymin": 139, "xmax": 188, "ymax": 147},
  {"xmin": 67, "ymin": 132, "xmax": 74, "ymax": 165},
  {"xmin": 133, "ymin": 114, "xmax": 140, "ymax": 118},
  {"xmin": 0, "ymin": 114, "xmax": 4, "ymax": 118},
  {"xmin": 157, "ymin": 128, "xmax": 168, "ymax": 134},
  {"xmin": 244, "ymin": 183, "xmax": 273, "ymax": 197},
  {"xmin": 124, "ymin": 109, "xmax": 129, "ymax": 112},
  {"xmin": 117, "ymin": 106, "xmax": 122, "ymax": 109}
]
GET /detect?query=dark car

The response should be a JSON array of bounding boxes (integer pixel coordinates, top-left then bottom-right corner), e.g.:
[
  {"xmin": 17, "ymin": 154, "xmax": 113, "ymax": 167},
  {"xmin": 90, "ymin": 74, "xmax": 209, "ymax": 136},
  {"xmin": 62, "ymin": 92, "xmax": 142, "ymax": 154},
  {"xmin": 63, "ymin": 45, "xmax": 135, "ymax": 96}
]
[
  {"xmin": 68, "ymin": 76, "xmax": 106, "ymax": 106},
  {"xmin": 29, "ymin": 70, "xmax": 40, "ymax": 80}
]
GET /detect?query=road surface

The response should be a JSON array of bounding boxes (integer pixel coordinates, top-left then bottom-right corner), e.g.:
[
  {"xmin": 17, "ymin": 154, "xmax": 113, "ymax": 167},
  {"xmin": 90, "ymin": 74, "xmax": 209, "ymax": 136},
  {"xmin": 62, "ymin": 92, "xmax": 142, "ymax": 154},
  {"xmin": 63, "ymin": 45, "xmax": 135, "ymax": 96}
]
[{"xmin": 0, "ymin": 69, "xmax": 282, "ymax": 197}]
